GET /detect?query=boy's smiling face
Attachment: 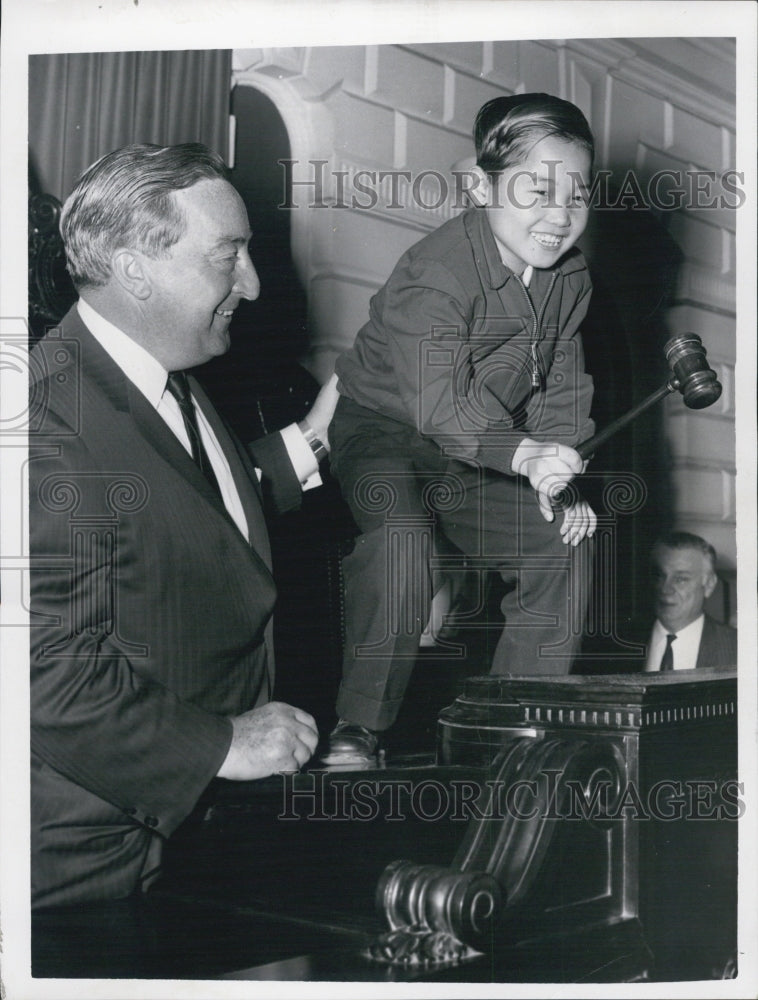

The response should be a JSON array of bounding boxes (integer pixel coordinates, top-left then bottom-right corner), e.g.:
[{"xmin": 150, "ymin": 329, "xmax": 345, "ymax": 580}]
[{"xmin": 476, "ymin": 134, "xmax": 591, "ymax": 274}]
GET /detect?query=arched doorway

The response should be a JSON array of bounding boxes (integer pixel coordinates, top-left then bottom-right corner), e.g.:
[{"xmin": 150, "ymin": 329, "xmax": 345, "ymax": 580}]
[
  {"xmin": 198, "ymin": 85, "xmax": 351, "ymax": 729},
  {"xmin": 198, "ymin": 85, "xmax": 313, "ymax": 441},
  {"xmin": 576, "ymin": 203, "xmax": 684, "ymax": 660}
]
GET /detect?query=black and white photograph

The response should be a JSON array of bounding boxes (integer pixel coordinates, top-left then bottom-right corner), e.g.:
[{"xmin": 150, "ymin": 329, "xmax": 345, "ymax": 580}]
[{"xmin": 1, "ymin": 1, "xmax": 756, "ymax": 996}]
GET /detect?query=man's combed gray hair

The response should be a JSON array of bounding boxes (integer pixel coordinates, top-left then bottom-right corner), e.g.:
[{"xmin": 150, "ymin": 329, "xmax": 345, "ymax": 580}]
[
  {"xmin": 60, "ymin": 143, "xmax": 230, "ymax": 289},
  {"xmin": 652, "ymin": 531, "xmax": 718, "ymax": 573}
]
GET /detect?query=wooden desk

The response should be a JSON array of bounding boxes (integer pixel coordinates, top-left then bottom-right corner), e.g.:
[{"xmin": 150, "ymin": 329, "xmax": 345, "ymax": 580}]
[
  {"xmin": 437, "ymin": 669, "xmax": 738, "ymax": 981},
  {"xmin": 33, "ymin": 672, "xmax": 738, "ymax": 983}
]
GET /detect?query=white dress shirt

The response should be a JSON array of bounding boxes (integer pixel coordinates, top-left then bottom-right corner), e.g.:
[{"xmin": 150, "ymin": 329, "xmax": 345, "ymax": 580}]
[
  {"xmin": 78, "ymin": 299, "xmax": 320, "ymax": 541},
  {"xmin": 644, "ymin": 614, "xmax": 705, "ymax": 672}
]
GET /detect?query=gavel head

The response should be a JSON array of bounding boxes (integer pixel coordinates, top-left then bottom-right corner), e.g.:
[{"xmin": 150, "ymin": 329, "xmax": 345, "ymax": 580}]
[{"xmin": 664, "ymin": 333, "xmax": 722, "ymax": 409}]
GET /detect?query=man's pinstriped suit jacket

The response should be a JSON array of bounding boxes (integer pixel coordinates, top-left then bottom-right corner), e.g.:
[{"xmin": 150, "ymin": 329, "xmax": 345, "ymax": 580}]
[{"xmin": 30, "ymin": 306, "xmax": 301, "ymax": 908}]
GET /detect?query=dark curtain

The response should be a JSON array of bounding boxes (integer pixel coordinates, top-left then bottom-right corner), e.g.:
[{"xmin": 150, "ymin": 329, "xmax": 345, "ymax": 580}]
[{"xmin": 29, "ymin": 50, "xmax": 232, "ymax": 202}]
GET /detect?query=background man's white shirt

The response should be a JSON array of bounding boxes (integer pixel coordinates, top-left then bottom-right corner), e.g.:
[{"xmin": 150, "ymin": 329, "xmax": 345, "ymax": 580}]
[{"xmin": 645, "ymin": 614, "xmax": 705, "ymax": 671}]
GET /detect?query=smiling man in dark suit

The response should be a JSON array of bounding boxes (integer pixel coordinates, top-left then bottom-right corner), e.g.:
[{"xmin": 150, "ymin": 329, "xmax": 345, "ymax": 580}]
[
  {"xmin": 29, "ymin": 144, "xmax": 337, "ymax": 915},
  {"xmin": 573, "ymin": 531, "xmax": 737, "ymax": 676},
  {"xmin": 643, "ymin": 531, "xmax": 737, "ymax": 672}
]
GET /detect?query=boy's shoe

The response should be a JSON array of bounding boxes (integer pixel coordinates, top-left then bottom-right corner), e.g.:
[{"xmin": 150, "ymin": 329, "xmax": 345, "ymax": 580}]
[{"xmin": 321, "ymin": 720, "xmax": 380, "ymax": 765}]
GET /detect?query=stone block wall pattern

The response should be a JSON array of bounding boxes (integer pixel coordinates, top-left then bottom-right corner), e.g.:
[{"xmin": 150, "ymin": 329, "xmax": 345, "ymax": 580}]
[{"xmin": 231, "ymin": 38, "xmax": 737, "ymax": 570}]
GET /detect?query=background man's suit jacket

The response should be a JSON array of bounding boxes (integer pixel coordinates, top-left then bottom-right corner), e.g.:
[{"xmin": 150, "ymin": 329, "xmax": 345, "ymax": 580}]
[
  {"xmin": 29, "ymin": 307, "xmax": 302, "ymax": 908},
  {"xmin": 691, "ymin": 614, "xmax": 739, "ymax": 670},
  {"xmin": 575, "ymin": 613, "xmax": 737, "ymax": 675}
]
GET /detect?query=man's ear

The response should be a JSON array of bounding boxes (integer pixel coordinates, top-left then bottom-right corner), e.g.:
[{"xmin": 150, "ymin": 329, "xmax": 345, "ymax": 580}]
[
  {"xmin": 111, "ymin": 249, "xmax": 152, "ymax": 300},
  {"xmin": 703, "ymin": 570, "xmax": 718, "ymax": 601}
]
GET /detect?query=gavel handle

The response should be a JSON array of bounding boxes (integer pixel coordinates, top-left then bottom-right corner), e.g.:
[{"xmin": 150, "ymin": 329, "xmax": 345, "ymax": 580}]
[
  {"xmin": 574, "ymin": 379, "xmax": 676, "ymax": 460},
  {"xmin": 552, "ymin": 379, "xmax": 676, "ymax": 509}
]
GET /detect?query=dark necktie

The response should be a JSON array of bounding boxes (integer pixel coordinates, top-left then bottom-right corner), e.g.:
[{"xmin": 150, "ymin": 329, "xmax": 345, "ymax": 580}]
[
  {"xmin": 165, "ymin": 372, "xmax": 222, "ymax": 498},
  {"xmin": 659, "ymin": 632, "xmax": 677, "ymax": 672}
]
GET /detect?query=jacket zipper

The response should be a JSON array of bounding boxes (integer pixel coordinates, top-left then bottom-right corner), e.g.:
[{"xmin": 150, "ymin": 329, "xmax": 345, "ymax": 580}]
[{"xmin": 514, "ymin": 271, "xmax": 558, "ymax": 390}]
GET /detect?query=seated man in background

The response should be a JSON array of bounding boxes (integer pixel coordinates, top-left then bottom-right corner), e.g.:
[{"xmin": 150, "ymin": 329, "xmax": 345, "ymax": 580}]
[
  {"xmin": 643, "ymin": 531, "xmax": 737, "ymax": 672},
  {"xmin": 577, "ymin": 530, "xmax": 738, "ymax": 674}
]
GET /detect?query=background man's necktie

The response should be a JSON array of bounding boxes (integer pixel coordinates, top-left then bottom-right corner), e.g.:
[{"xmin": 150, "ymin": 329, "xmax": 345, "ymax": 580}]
[
  {"xmin": 659, "ymin": 632, "xmax": 677, "ymax": 671},
  {"xmin": 165, "ymin": 372, "xmax": 222, "ymax": 498}
]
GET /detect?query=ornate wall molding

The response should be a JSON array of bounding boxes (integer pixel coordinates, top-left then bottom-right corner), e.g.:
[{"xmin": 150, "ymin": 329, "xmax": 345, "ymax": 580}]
[{"xmin": 563, "ymin": 38, "xmax": 735, "ymax": 126}]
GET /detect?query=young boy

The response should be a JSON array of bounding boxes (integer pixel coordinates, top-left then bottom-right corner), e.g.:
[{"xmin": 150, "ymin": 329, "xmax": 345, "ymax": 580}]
[{"xmin": 326, "ymin": 93, "xmax": 597, "ymax": 762}]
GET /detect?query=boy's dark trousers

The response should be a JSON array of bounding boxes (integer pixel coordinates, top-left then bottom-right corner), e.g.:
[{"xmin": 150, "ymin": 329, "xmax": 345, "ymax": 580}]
[{"xmin": 330, "ymin": 396, "xmax": 593, "ymax": 732}]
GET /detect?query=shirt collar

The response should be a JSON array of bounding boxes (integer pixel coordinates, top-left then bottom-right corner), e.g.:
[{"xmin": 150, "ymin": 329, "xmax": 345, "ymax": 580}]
[
  {"xmin": 462, "ymin": 206, "xmax": 587, "ymax": 290},
  {"xmin": 77, "ymin": 297, "xmax": 170, "ymax": 409},
  {"xmin": 653, "ymin": 613, "xmax": 705, "ymax": 640}
]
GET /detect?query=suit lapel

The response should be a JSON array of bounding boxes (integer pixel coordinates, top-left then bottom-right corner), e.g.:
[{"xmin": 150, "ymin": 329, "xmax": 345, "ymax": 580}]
[
  {"xmin": 56, "ymin": 308, "xmax": 271, "ymax": 567},
  {"xmin": 47, "ymin": 306, "xmax": 279, "ymax": 698},
  {"xmin": 126, "ymin": 379, "xmax": 226, "ymax": 505},
  {"xmin": 188, "ymin": 382, "xmax": 277, "ymax": 691},
  {"xmin": 695, "ymin": 616, "xmax": 714, "ymax": 670},
  {"xmin": 189, "ymin": 376, "xmax": 272, "ymax": 569}
]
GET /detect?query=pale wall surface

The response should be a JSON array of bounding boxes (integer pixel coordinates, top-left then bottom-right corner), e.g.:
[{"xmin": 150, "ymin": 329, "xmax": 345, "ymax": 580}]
[{"xmin": 232, "ymin": 38, "xmax": 737, "ymax": 569}]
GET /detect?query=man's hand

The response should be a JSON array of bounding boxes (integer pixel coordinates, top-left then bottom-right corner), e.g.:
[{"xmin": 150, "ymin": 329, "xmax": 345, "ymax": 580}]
[
  {"xmin": 511, "ymin": 438, "xmax": 584, "ymax": 523},
  {"xmin": 559, "ymin": 498, "xmax": 597, "ymax": 546},
  {"xmin": 217, "ymin": 702, "xmax": 319, "ymax": 780},
  {"xmin": 303, "ymin": 373, "xmax": 339, "ymax": 452}
]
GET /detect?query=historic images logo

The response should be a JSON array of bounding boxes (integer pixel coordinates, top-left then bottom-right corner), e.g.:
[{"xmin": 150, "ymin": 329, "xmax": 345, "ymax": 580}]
[{"xmin": 280, "ymin": 769, "xmax": 745, "ymax": 823}]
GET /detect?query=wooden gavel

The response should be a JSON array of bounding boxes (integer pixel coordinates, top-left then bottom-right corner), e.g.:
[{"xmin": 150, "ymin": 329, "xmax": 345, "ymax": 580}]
[
  {"xmin": 553, "ymin": 332, "xmax": 721, "ymax": 505},
  {"xmin": 576, "ymin": 331, "xmax": 721, "ymax": 460}
]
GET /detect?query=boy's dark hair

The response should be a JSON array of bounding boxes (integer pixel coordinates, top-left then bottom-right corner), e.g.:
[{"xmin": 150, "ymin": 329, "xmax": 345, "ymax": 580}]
[{"xmin": 475, "ymin": 93, "xmax": 594, "ymax": 174}]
